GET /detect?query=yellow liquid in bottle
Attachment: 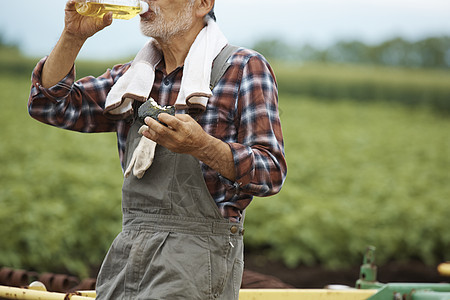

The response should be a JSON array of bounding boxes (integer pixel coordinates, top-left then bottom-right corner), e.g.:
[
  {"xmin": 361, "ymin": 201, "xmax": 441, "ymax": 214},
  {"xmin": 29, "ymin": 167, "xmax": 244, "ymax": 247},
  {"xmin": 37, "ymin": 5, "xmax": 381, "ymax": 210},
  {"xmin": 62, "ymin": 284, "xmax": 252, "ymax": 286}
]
[{"xmin": 75, "ymin": 2, "xmax": 142, "ymax": 20}]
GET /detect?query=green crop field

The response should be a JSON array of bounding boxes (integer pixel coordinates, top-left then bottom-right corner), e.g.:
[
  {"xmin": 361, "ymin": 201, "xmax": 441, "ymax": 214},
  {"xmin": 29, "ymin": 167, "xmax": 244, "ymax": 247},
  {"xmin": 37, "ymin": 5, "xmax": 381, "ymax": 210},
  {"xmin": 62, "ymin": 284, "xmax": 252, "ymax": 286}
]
[
  {"xmin": 274, "ymin": 61, "xmax": 450, "ymax": 114},
  {"xmin": 247, "ymin": 93, "xmax": 450, "ymax": 268},
  {"xmin": 0, "ymin": 54, "xmax": 449, "ymax": 278}
]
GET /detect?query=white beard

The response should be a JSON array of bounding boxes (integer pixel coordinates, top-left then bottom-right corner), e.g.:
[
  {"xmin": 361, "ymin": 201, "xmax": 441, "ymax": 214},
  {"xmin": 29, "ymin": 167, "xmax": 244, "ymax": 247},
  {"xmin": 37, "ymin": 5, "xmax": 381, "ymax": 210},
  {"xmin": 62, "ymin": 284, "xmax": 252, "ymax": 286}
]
[{"xmin": 140, "ymin": 2, "xmax": 195, "ymax": 43}]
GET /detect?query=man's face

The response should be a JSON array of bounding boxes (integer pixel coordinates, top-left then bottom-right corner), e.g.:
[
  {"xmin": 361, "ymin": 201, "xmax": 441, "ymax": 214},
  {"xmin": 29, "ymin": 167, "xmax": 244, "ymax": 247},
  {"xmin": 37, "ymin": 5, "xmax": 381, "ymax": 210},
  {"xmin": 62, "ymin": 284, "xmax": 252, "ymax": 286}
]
[{"xmin": 140, "ymin": 0, "xmax": 196, "ymax": 42}]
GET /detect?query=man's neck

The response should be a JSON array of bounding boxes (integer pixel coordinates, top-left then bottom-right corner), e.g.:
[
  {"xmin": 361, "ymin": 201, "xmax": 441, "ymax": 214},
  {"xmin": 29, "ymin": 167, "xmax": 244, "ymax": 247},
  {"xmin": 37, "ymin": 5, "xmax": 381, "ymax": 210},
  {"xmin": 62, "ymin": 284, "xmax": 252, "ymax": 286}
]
[{"xmin": 156, "ymin": 21, "xmax": 205, "ymax": 74}]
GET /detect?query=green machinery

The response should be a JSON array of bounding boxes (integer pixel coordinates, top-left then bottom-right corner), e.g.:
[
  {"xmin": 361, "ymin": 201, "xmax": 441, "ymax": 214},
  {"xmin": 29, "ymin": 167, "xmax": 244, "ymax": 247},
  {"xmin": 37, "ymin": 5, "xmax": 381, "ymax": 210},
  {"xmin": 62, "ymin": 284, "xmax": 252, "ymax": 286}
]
[{"xmin": 356, "ymin": 246, "xmax": 450, "ymax": 300}]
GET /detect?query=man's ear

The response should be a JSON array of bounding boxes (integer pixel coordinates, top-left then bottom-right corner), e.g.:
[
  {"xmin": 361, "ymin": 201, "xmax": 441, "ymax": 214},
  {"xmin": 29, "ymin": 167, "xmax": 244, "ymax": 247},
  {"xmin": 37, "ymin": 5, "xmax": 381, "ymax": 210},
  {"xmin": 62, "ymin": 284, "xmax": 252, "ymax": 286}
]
[{"xmin": 195, "ymin": 0, "xmax": 215, "ymax": 19}]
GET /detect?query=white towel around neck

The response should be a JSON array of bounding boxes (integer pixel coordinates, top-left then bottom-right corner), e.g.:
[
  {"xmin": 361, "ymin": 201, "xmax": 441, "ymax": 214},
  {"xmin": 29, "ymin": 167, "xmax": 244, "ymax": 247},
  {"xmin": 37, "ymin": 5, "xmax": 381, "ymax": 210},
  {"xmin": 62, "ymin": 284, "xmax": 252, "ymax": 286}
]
[{"xmin": 104, "ymin": 17, "xmax": 228, "ymax": 119}]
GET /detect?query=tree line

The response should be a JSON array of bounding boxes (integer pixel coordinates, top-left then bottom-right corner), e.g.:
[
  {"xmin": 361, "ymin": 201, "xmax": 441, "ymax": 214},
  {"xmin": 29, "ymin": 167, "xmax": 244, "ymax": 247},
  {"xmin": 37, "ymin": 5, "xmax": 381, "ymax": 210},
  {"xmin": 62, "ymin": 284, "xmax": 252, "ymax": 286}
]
[
  {"xmin": 1, "ymin": 33, "xmax": 449, "ymax": 70},
  {"xmin": 253, "ymin": 36, "xmax": 450, "ymax": 69}
]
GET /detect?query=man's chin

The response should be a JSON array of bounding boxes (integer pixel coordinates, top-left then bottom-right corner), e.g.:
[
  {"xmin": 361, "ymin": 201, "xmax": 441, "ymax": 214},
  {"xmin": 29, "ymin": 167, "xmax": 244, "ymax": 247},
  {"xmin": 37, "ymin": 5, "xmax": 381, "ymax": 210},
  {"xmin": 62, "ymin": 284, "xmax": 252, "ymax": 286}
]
[{"xmin": 139, "ymin": 22, "xmax": 156, "ymax": 38}]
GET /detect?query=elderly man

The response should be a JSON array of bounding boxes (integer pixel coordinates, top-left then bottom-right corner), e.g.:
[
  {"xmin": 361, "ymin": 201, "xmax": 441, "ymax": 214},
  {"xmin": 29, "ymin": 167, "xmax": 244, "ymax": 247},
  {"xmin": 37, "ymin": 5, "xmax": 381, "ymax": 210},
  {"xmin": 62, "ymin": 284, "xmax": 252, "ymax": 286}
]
[{"xmin": 28, "ymin": 0, "xmax": 287, "ymax": 298}]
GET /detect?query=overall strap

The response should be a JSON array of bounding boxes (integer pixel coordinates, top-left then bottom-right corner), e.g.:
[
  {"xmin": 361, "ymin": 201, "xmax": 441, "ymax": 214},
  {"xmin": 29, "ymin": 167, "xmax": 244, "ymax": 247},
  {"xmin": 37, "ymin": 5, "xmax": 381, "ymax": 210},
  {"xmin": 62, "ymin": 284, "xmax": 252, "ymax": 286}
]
[
  {"xmin": 210, "ymin": 44, "xmax": 240, "ymax": 90},
  {"xmin": 209, "ymin": 44, "xmax": 246, "ymax": 225}
]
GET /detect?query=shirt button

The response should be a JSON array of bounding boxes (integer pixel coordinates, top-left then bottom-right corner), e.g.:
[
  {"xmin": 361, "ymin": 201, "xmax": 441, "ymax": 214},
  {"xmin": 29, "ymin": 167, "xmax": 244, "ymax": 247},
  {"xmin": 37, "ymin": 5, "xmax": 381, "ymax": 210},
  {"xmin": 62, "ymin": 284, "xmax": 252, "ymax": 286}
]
[
  {"xmin": 164, "ymin": 79, "xmax": 170, "ymax": 85},
  {"xmin": 230, "ymin": 225, "xmax": 238, "ymax": 234}
]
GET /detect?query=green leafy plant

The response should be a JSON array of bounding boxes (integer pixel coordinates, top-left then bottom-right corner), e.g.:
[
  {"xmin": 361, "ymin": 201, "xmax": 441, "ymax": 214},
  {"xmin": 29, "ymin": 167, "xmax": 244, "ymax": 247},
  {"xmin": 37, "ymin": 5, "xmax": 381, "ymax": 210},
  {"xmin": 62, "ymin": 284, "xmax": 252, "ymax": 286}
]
[{"xmin": 245, "ymin": 95, "xmax": 450, "ymax": 268}]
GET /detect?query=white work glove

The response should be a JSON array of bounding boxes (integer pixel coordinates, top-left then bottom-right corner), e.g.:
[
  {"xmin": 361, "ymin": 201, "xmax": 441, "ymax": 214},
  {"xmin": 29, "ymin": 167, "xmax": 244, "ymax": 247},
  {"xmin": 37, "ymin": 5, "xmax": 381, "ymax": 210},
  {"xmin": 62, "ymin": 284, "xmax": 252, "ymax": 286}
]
[{"xmin": 124, "ymin": 125, "xmax": 157, "ymax": 179}]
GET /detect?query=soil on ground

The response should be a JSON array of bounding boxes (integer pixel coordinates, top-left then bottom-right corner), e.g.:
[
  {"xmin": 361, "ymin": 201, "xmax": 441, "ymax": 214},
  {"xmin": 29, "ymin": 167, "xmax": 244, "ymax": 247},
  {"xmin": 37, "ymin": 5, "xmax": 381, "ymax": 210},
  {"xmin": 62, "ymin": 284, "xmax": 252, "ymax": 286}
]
[{"xmin": 243, "ymin": 253, "xmax": 449, "ymax": 289}]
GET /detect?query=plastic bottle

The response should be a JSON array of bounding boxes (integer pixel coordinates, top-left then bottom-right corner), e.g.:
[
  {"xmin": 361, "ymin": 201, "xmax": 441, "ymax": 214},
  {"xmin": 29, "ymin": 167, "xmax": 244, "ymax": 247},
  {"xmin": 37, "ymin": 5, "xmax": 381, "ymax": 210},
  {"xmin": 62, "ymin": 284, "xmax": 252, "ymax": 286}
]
[{"xmin": 75, "ymin": 0, "xmax": 149, "ymax": 20}]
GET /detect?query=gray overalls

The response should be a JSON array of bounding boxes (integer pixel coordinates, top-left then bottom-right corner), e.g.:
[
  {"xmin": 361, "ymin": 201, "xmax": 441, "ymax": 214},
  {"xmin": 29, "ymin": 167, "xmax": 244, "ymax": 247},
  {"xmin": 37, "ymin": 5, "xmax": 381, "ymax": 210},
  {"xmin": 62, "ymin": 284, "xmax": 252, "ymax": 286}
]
[{"xmin": 96, "ymin": 47, "xmax": 244, "ymax": 300}]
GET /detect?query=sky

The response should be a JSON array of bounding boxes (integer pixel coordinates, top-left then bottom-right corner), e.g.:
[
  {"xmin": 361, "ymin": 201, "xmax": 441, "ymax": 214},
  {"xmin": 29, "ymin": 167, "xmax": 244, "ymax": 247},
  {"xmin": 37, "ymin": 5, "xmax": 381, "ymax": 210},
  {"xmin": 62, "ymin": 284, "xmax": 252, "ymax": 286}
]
[{"xmin": 1, "ymin": 0, "xmax": 449, "ymax": 60}]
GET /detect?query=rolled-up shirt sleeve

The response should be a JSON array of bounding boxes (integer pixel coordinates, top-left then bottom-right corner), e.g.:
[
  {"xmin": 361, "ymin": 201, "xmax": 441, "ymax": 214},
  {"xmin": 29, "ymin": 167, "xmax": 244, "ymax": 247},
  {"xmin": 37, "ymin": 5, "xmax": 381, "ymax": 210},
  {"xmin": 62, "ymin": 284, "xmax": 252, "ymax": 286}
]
[
  {"xmin": 28, "ymin": 56, "xmax": 131, "ymax": 133},
  {"xmin": 30, "ymin": 57, "xmax": 76, "ymax": 101}
]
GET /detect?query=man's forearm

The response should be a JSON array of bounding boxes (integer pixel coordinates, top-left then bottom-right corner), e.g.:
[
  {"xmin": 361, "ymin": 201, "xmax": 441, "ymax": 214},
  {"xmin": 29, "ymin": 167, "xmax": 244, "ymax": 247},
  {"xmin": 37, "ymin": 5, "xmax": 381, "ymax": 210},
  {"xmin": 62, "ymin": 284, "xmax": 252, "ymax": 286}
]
[
  {"xmin": 41, "ymin": 0, "xmax": 113, "ymax": 88},
  {"xmin": 41, "ymin": 31, "xmax": 85, "ymax": 88},
  {"xmin": 195, "ymin": 136, "xmax": 236, "ymax": 182}
]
